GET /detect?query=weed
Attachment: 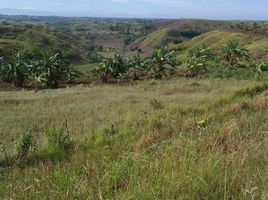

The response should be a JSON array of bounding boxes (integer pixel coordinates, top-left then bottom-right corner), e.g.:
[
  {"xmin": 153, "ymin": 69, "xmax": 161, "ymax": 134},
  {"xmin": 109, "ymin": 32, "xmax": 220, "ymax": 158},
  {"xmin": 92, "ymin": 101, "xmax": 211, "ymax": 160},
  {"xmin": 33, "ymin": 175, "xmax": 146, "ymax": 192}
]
[
  {"xmin": 45, "ymin": 127, "xmax": 74, "ymax": 151},
  {"xmin": 16, "ymin": 132, "xmax": 35, "ymax": 164},
  {"xmin": 150, "ymin": 99, "xmax": 164, "ymax": 110}
]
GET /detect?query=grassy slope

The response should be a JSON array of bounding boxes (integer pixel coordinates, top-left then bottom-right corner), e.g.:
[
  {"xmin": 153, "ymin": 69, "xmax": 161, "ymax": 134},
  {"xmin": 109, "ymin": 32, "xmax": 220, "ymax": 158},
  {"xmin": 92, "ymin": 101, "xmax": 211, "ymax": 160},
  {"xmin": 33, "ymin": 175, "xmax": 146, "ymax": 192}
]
[
  {"xmin": 172, "ymin": 30, "xmax": 268, "ymax": 59},
  {"xmin": 128, "ymin": 19, "xmax": 229, "ymax": 54},
  {"xmin": 130, "ymin": 28, "xmax": 169, "ymax": 50},
  {"xmin": 0, "ymin": 78, "xmax": 268, "ymax": 199}
]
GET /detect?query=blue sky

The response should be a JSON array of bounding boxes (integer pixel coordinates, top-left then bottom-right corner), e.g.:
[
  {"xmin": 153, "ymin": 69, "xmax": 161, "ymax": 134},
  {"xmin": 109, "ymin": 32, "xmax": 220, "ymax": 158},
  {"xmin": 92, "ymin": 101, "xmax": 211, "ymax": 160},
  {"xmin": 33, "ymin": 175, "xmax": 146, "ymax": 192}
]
[{"xmin": 0, "ymin": 0, "xmax": 267, "ymax": 20}]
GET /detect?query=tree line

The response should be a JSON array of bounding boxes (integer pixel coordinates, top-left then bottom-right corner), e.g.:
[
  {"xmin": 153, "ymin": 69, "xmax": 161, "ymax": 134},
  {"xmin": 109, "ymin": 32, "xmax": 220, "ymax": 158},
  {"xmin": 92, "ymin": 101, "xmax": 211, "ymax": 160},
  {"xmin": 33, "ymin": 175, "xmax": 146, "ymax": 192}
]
[
  {"xmin": 93, "ymin": 40, "xmax": 268, "ymax": 82},
  {"xmin": 0, "ymin": 40, "xmax": 267, "ymax": 89},
  {"xmin": 0, "ymin": 51, "xmax": 79, "ymax": 89}
]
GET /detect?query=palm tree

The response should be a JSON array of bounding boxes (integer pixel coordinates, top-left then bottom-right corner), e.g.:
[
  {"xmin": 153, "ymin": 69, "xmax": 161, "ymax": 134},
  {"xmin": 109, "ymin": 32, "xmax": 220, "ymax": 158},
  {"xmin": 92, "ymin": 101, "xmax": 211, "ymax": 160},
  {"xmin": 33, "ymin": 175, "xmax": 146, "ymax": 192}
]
[{"xmin": 221, "ymin": 40, "xmax": 250, "ymax": 67}]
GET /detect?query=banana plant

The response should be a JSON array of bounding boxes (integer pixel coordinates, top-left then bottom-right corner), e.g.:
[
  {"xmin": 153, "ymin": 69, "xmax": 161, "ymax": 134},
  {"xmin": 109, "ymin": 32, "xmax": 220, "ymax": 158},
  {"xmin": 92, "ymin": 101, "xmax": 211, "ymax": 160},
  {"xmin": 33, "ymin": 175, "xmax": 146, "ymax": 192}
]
[
  {"xmin": 128, "ymin": 54, "xmax": 147, "ymax": 80},
  {"xmin": 147, "ymin": 47, "xmax": 178, "ymax": 79},
  {"xmin": 110, "ymin": 53, "xmax": 128, "ymax": 78},
  {"xmin": 5, "ymin": 53, "xmax": 29, "ymax": 88},
  {"xmin": 183, "ymin": 45, "xmax": 213, "ymax": 77},
  {"xmin": 221, "ymin": 40, "xmax": 250, "ymax": 67},
  {"xmin": 93, "ymin": 58, "xmax": 113, "ymax": 83},
  {"xmin": 251, "ymin": 60, "xmax": 268, "ymax": 81},
  {"xmin": 29, "ymin": 73, "xmax": 47, "ymax": 91},
  {"xmin": 40, "ymin": 52, "xmax": 73, "ymax": 89}
]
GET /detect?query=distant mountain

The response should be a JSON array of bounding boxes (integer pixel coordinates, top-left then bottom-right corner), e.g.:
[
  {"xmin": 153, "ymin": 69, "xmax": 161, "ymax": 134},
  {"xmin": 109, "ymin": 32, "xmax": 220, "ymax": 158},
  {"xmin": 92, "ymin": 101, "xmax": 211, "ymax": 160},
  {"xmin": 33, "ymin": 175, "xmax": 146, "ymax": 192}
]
[{"xmin": 0, "ymin": 8, "xmax": 55, "ymax": 16}]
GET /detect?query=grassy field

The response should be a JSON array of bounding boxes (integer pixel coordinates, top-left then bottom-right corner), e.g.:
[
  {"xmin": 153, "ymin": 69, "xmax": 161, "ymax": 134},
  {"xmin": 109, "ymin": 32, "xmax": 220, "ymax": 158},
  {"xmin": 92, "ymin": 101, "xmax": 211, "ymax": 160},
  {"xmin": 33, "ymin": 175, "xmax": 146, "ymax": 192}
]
[{"xmin": 0, "ymin": 78, "xmax": 268, "ymax": 199}]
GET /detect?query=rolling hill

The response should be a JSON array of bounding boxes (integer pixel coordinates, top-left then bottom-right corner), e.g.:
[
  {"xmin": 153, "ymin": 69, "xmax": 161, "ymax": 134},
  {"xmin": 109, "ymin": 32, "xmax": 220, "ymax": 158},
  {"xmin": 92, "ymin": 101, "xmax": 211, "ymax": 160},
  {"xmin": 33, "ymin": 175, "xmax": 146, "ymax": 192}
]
[
  {"xmin": 128, "ymin": 19, "xmax": 229, "ymax": 54},
  {"xmin": 173, "ymin": 30, "xmax": 268, "ymax": 59},
  {"xmin": 0, "ymin": 22, "xmax": 90, "ymax": 63}
]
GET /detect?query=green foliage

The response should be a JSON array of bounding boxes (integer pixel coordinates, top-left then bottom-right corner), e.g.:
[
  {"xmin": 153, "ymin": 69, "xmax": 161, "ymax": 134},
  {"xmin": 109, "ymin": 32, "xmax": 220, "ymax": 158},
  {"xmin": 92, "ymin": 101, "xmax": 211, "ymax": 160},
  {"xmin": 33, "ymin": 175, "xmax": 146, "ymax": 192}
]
[
  {"xmin": 166, "ymin": 29, "xmax": 202, "ymax": 44},
  {"xmin": 40, "ymin": 52, "xmax": 76, "ymax": 88},
  {"xmin": 250, "ymin": 60, "xmax": 268, "ymax": 80},
  {"xmin": 183, "ymin": 45, "xmax": 213, "ymax": 77},
  {"xmin": 93, "ymin": 58, "xmax": 114, "ymax": 83},
  {"xmin": 211, "ymin": 66, "xmax": 255, "ymax": 80},
  {"xmin": 128, "ymin": 54, "xmax": 147, "ymax": 80},
  {"xmin": 221, "ymin": 40, "xmax": 250, "ymax": 67},
  {"xmin": 147, "ymin": 47, "xmax": 178, "ymax": 79},
  {"xmin": 93, "ymin": 53, "xmax": 129, "ymax": 82},
  {"xmin": 0, "ymin": 51, "xmax": 79, "ymax": 89},
  {"xmin": 0, "ymin": 53, "xmax": 30, "ymax": 87}
]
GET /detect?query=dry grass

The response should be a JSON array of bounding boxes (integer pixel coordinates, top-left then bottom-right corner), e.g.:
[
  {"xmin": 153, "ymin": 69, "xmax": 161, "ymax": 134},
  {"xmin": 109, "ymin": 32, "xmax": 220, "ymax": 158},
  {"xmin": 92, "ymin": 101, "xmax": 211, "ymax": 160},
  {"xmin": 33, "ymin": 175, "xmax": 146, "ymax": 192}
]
[{"xmin": 0, "ymin": 78, "xmax": 268, "ymax": 199}]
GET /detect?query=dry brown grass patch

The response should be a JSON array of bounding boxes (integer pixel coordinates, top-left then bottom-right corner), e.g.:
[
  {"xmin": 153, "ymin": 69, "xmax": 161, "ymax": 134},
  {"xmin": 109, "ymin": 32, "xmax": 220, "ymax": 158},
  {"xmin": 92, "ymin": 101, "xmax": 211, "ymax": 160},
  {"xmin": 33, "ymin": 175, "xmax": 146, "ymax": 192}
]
[
  {"xmin": 223, "ymin": 100, "xmax": 249, "ymax": 115},
  {"xmin": 253, "ymin": 97, "xmax": 268, "ymax": 109},
  {"xmin": 180, "ymin": 120, "xmax": 198, "ymax": 132},
  {"xmin": 132, "ymin": 129, "xmax": 173, "ymax": 151}
]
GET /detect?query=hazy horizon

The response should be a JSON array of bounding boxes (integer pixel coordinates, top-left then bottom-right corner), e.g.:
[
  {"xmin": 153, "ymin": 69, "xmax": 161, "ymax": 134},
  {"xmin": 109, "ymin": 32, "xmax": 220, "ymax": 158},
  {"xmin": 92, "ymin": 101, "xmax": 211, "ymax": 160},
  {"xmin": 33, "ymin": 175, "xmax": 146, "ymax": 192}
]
[{"xmin": 0, "ymin": 0, "xmax": 267, "ymax": 20}]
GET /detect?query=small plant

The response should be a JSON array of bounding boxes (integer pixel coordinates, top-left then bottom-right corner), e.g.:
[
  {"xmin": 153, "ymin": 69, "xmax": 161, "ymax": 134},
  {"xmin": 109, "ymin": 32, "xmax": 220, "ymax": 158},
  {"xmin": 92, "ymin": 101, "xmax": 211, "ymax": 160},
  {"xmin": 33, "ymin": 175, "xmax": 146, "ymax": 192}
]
[
  {"xmin": 104, "ymin": 124, "xmax": 117, "ymax": 137},
  {"xmin": 251, "ymin": 60, "xmax": 268, "ymax": 81},
  {"xmin": 45, "ymin": 127, "xmax": 74, "ymax": 151},
  {"xmin": 16, "ymin": 132, "xmax": 35, "ymax": 163},
  {"xmin": 150, "ymin": 99, "xmax": 164, "ymax": 110}
]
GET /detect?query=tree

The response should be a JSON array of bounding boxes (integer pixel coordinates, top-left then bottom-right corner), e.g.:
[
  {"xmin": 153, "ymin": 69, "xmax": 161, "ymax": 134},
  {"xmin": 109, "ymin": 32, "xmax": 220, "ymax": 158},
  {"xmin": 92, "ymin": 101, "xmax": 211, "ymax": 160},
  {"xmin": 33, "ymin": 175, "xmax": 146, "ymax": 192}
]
[
  {"xmin": 221, "ymin": 40, "xmax": 250, "ymax": 67},
  {"xmin": 147, "ymin": 48, "xmax": 178, "ymax": 79},
  {"xmin": 183, "ymin": 45, "xmax": 213, "ymax": 78}
]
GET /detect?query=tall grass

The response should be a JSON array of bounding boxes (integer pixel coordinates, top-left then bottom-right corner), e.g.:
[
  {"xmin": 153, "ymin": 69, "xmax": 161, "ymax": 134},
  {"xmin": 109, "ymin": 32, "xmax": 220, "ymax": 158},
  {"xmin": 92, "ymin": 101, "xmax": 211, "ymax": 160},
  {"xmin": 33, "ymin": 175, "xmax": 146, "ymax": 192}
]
[{"xmin": 0, "ymin": 78, "xmax": 267, "ymax": 199}]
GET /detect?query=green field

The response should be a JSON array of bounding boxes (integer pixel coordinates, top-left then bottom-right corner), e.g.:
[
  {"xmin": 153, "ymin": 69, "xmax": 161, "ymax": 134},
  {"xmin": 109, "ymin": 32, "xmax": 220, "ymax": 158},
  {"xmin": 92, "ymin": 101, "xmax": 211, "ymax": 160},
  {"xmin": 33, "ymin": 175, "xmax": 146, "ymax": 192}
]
[{"xmin": 1, "ymin": 78, "xmax": 268, "ymax": 199}]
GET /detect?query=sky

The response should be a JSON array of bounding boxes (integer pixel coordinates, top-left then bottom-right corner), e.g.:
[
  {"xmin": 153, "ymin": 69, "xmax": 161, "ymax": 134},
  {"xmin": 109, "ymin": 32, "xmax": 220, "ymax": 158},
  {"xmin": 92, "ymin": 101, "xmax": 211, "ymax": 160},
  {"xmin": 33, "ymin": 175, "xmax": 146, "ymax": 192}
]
[{"xmin": 0, "ymin": 0, "xmax": 267, "ymax": 20}]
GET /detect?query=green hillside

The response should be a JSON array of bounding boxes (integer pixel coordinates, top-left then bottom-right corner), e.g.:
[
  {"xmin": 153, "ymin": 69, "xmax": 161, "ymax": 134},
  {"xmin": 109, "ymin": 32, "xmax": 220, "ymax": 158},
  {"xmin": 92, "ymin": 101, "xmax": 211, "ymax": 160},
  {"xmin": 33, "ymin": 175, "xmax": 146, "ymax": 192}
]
[
  {"xmin": 171, "ymin": 30, "xmax": 268, "ymax": 59},
  {"xmin": 129, "ymin": 28, "xmax": 169, "ymax": 51}
]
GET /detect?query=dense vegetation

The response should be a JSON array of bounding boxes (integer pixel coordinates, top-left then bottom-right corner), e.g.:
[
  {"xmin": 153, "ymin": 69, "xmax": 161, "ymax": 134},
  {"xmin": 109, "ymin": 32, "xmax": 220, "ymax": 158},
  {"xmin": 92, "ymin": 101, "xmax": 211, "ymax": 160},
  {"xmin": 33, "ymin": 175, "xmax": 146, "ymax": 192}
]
[{"xmin": 0, "ymin": 51, "xmax": 80, "ymax": 89}]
